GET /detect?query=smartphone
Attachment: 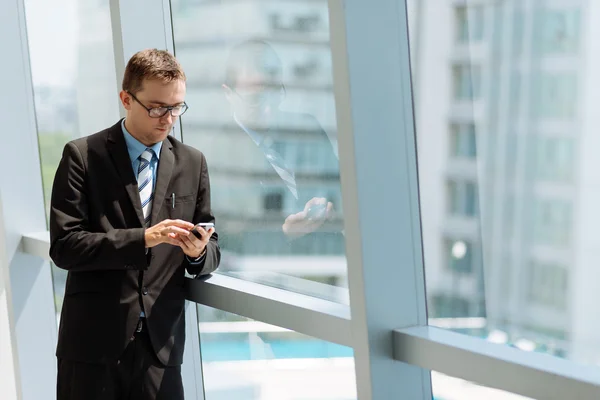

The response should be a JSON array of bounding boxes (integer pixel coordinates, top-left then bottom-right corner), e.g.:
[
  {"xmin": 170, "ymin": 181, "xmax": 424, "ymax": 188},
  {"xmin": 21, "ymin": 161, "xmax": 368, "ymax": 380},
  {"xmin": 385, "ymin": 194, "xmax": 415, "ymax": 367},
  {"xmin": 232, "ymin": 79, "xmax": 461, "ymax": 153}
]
[
  {"xmin": 192, "ymin": 222, "xmax": 215, "ymax": 239},
  {"xmin": 306, "ymin": 203, "xmax": 327, "ymax": 220}
]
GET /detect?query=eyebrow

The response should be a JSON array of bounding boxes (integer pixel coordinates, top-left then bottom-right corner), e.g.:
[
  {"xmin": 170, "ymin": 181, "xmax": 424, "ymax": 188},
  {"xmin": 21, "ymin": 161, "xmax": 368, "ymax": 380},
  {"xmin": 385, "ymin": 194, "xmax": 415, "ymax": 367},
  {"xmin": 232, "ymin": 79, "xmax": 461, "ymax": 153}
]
[{"xmin": 147, "ymin": 100, "xmax": 185, "ymax": 107}]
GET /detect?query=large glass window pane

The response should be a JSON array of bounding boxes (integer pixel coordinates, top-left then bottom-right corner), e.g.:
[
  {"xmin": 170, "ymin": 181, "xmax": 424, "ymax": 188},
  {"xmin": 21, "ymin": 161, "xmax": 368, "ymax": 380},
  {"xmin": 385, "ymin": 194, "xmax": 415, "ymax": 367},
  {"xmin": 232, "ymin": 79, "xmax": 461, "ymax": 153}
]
[
  {"xmin": 408, "ymin": 0, "xmax": 594, "ymax": 372},
  {"xmin": 197, "ymin": 305, "xmax": 356, "ymax": 399},
  {"xmin": 24, "ymin": 0, "xmax": 119, "ymax": 322},
  {"xmin": 171, "ymin": 1, "xmax": 347, "ymax": 300}
]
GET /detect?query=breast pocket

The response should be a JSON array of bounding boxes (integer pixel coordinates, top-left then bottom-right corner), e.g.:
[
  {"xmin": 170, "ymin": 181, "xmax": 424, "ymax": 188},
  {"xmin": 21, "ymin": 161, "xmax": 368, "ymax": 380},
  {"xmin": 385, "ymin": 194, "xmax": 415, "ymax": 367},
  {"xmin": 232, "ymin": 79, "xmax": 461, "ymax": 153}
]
[{"xmin": 165, "ymin": 193, "xmax": 196, "ymax": 220}]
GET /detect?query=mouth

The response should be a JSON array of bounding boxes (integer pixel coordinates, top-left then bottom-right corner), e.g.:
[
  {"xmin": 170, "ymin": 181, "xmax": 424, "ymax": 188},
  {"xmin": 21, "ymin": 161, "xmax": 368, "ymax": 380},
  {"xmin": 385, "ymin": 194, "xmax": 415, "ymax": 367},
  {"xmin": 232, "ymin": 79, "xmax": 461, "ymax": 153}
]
[{"xmin": 156, "ymin": 127, "xmax": 169, "ymax": 132}]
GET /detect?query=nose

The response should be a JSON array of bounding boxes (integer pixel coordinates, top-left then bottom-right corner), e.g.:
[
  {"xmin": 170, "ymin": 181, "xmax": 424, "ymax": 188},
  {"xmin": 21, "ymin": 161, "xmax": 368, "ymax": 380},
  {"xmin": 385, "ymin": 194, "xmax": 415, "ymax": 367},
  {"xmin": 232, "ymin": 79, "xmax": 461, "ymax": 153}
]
[{"xmin": 160, "ymin": 112, "xmax": 173, "ymax": 125}]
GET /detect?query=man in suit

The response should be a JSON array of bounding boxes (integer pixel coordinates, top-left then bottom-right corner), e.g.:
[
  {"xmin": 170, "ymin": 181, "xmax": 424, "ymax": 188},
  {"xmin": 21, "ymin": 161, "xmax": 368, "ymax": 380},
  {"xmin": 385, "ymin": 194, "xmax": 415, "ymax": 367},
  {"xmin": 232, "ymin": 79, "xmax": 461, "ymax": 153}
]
[
  {"xmin": 49, "ymin": 49, "xmax": 220, "ymax": 400},
  {"xmin": 220, "ymin": 39, "xmax": 344, "ymax": 256}
]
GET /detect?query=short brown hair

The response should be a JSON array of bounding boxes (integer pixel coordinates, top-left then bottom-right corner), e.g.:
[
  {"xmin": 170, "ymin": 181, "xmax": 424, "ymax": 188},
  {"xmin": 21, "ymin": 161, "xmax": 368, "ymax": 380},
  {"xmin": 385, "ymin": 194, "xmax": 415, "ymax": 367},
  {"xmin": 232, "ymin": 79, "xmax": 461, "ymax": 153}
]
[{"xmin": 122, "ymin": 49, "xmax": 186, "ymax": 94}]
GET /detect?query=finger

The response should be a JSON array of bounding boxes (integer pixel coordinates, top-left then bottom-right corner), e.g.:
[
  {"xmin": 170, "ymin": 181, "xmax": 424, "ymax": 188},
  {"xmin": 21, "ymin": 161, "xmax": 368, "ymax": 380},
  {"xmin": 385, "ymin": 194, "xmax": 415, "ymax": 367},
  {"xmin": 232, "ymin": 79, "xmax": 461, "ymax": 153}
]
[
  {"xmin": 166, "ymin": 226, "xmax": 192, "ymax": 236},
  {"xmin": 326, "ymin": 202, "xmax": 334, "ymax": 215},
  {"xmin": 166, "ymin": 219, "xmax": 195, "ymax": 230},
  {"xmin": 312, "ymin": 197, "xmax": 327, "ymax": 205},
  {"xmin": 183, "ymin": 232, "xmax": 202, "ymax": 247},
  {"xmin": 167, "ymin": 238, "xmax": 183, "ymax": 247},
  {"xmin": 178, "ymin": 234, "xmax": 195, "ymax": 250},
  {"xmin": 206, "ymin": 227, "xmax": 215, "ymax": 237},
  {"xmin": 165, "ymin": 233, "xmax": 184, "ymax": 247},
  {"xmin": 287, "ymin": 211, "xmax": 306, "ymax": 222}
]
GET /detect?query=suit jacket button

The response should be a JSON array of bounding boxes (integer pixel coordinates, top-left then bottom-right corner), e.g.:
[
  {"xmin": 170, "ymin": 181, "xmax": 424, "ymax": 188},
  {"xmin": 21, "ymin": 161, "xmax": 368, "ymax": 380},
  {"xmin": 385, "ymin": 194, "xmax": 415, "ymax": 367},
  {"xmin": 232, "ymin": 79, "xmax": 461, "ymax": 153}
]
[{"xmin": 142, "ymin": 287, "xmax": 148, "ymax": 295}]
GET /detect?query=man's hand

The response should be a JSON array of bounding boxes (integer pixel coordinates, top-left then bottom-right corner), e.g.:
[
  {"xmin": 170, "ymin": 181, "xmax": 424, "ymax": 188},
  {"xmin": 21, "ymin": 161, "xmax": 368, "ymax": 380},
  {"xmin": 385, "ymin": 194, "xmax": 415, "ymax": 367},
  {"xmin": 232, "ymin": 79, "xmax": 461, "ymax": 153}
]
[
  {"xmin": 282, "ymin": 197, "xmax": 333, "ymax": 239},
  {"xmin": 144, "ymin": 219, "xmax": 195, "ymax": 248},
  {"xmin": 179, "ymin": 226, "xmax": 216, "ymax": 259}
]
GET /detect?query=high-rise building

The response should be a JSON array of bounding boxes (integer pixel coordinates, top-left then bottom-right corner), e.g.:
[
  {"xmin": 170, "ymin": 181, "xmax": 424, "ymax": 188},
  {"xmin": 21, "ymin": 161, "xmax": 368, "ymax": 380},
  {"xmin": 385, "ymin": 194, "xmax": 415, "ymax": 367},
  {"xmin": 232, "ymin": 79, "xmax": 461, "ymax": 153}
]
[{"xmin": 412, "ymin": 0, "xmax": 600, "ymax": 364}]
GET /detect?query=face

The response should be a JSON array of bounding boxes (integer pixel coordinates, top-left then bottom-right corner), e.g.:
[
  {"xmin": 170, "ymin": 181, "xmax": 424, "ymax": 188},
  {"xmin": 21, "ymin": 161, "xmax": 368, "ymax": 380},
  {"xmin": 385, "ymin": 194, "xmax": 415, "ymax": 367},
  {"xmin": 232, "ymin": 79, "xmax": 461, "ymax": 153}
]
[
  {"xmin": 120, "ymin": 78, "xmax": 186, "ymax": 146},
  {"xmin": 223, "ymin": 63, "xmax": 283, "ymax": 129}
]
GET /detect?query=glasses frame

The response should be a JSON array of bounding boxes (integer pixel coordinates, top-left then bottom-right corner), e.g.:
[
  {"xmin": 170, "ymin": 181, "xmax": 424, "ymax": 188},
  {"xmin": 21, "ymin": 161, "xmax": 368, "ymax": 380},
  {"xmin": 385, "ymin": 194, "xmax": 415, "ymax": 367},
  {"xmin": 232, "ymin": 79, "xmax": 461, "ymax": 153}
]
[{"xmin": 127, "ymin": 91, "xmax": 189, "ymax": 118}]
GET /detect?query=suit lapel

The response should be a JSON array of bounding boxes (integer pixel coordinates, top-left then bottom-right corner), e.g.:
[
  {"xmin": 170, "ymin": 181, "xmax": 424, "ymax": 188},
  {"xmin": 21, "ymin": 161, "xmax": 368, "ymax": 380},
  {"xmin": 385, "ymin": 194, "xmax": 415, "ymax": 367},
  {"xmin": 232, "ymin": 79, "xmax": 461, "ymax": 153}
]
[
  {"xmin": 150, "ymin": 139, "xmax": 174, "ymax": 226},
  {"xmin": 106, "ymin": 122, "xmax": 145, "ymax": 227}
]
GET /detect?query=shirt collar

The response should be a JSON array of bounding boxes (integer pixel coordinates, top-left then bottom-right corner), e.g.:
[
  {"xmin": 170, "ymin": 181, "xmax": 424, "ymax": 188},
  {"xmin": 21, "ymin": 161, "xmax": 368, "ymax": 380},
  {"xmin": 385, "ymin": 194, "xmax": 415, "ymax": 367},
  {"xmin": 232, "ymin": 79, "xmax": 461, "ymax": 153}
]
[{"xmin": 121, "ymin": 119, "xmax": 163, "ymax": 161}]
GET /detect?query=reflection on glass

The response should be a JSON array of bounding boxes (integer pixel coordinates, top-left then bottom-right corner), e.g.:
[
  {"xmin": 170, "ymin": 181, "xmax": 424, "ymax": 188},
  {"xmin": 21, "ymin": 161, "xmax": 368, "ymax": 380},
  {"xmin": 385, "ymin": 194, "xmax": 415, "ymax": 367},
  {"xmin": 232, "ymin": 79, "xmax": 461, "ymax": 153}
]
[
  {"xmin": 410, "ymin": 0, "xmax": 594, "ymax": 369},
  {"xmin": 197, "ymin": 305, "xmax": 356, "ymax": 400},
  {"xmin": 172, "ymin": 1, "xmax": 347, "ymax": 299},
  {"xmin": 23, "ymin": 0, "xmax": 119, "ymax": 322}
]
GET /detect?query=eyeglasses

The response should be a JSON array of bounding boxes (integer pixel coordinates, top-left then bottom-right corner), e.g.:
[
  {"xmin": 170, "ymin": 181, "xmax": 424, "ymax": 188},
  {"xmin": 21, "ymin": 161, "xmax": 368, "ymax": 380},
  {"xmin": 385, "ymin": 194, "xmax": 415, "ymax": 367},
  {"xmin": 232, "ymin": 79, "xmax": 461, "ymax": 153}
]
[
  {"xmin": 233, "ymin": 83, "xmax": 286, "ymax": 105},
  {"xmin": 127, "ymin": 91, "xmax": 189, "ymax": 118}
]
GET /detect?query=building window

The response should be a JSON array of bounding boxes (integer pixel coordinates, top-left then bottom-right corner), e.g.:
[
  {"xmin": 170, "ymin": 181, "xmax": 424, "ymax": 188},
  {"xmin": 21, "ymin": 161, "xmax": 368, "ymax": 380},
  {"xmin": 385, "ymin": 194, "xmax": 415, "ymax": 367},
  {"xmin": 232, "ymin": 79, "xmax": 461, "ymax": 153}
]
[
  {"xmin": 452, "ymin": 64, "xmax": 481, "ymax": 101},
  {"xmin": 512, "ymin": 6, "xmax": 525, "ymax": 56},
  {"xmin": 263, "ymin": 191, "xmax": 283, "ymax": 212},
  {"xmin": 533, "ymin": 199, "xmax": 572, "ymax": 247},
  {"xmin": 533, "ymin": 73, "xmax": 577, "ymax": 119},
  {"xmin": 445, "ymin": 239, "xmax": 474, "ymax": 274},
  {"xmin": 430, "ymin": 294, "xmax": 472, "ymax": 318},
  {"xmin": 455, "ymin": 5, "xmax": 484, "ymax": 43},
  {"xmin": 528, "ymin": 261, "xmax": 568, "ymax": 310},
  {"xmin": 448, "ymin": 180, "xmax": 478, "ymax": 217},
  {"xmin": 535, "ymin": 136, "xmax": 575, "ymax": 182},
  {"xmin": 537, "ymin": 8, "xmax": 580, "ymax": 55},
  {"xmin": 450, "ymin": 123, "xmax": 477, "ymax": 159}
]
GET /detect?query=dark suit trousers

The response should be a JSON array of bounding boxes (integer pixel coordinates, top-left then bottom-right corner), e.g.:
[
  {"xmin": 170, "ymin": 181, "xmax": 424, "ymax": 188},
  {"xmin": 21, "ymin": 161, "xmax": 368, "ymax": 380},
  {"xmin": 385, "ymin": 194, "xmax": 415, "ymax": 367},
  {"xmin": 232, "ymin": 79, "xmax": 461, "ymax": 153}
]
[{"xmin": 57, "ymin": 328, "xmax": 184, "ymax": 400}]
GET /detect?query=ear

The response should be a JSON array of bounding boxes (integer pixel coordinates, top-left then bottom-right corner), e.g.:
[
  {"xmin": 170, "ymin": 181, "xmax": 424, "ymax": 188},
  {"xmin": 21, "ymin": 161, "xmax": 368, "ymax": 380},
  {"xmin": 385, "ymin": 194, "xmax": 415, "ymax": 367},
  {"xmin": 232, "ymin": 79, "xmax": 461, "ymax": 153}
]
[{"xmin": 119, "ymin": 90, "xmax": 132, "ymax": 111}]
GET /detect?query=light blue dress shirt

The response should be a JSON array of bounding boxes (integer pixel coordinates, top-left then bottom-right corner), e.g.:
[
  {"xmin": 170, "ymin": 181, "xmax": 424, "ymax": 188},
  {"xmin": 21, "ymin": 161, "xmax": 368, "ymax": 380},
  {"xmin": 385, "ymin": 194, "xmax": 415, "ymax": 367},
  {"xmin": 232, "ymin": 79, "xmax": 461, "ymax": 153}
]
[
  {"xmin": 121, "ymin": 120, "xmax": 205, "ymax": 279},
  {"xmin": 121, "ymin": 119, "xmax": 162, "ymax": 187}
]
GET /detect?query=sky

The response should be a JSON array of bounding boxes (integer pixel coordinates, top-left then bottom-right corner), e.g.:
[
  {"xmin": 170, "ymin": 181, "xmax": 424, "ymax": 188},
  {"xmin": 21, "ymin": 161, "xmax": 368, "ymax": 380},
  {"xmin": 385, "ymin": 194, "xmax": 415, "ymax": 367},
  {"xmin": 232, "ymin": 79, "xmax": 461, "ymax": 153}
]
[{"xmin": 24, "ymin": 0, "xmax": 78, "ymax": 87}]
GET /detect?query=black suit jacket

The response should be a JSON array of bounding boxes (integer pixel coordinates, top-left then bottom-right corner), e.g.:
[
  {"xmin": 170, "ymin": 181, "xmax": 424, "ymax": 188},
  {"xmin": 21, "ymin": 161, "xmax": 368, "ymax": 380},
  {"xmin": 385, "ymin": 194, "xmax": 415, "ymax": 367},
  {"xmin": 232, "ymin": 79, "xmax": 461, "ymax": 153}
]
[{"xmin": 49, "ymin": 120, "xmax": 220, "ymax": 366}]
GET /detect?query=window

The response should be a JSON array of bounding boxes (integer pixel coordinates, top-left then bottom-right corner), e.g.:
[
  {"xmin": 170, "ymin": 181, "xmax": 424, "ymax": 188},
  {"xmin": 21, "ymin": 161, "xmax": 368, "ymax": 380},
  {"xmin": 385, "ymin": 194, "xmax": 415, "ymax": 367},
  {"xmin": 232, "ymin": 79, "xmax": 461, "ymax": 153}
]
[
  {"xmin": 528, "ymin": 262, "xmax": 569, "ymax": 310},
  {"xmin": 450, "ymin": 123, "xmax": 477, "ymax": 158},
  {"xmin": 537, "ymin": 8, "xmax": 581, "ymax": 55},
  {"xmin": 197, "ymin": 305, "xmax": 356, "ymax": 399},
  {"xmin": 452, "ymin": 64, "xmax": 481, "ymax": 100},
  {"xmin": 445, "ymin": 239, "xmax": 474, "ymax": 274},
  {"xmin": 533, "ymin": 199, "xmax": 572, "ymax": 247},
  {"xmin": 412, "ymin": 0, "xmax": 593, "ymax": 379},
  {"xmin": 430, "ymin": 294, "xmax": 471, "ymax": 318},
  {"xmin": 535, "ymin": 136, "xmax": 575, "ymax": 182},
  {"xmin": 447, "ymin": 180, "xmax": 478, "ymax": 217},
  {"xmin": 533, "ymin": 73, "xmax": 577, "ymax": 119},
  {"xmin": 172, "ymin": 0, "xmax": 346, "ymax": 297},
  {"xmin": 512, "ymin": 6, "xmax": 525, "ymax": 56},
  {"xmin": 455, "ymin": 5, "xmax": 484, "ymax": 43},
  {"xmin": 24, "ymin": 0, "xmax": 119, "ymax": 324},
  {"xmin": 263, "ymin": 191, "xmax": 284, "ymax": 212}
]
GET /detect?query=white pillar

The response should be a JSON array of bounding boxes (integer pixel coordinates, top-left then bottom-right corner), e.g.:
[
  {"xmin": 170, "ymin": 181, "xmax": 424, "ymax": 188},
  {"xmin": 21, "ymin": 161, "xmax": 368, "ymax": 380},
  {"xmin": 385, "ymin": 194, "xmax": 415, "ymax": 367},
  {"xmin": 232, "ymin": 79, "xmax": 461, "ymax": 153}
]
[
  {"xmin": 0, "ymin": 193, "xmax": 21, "ymax": 399},
  {"xmin": 329, "ymin": 0, "xmax": 431, "ymax": 398},
  {"xmin": 1, "ymin": 0, "xmax": 59, "ymax": 398}
]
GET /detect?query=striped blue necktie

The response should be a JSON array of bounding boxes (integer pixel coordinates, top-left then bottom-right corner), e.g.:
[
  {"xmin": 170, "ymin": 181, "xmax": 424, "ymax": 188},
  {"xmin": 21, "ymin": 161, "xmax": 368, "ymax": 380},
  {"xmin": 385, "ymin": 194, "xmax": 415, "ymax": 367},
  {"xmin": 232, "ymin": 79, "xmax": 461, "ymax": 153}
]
[{"xmin": 138, "ymin": 148, "xmax": 154, "ymax": 227}]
